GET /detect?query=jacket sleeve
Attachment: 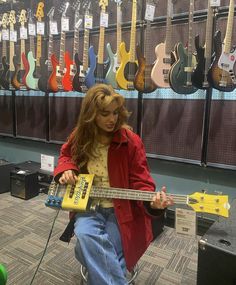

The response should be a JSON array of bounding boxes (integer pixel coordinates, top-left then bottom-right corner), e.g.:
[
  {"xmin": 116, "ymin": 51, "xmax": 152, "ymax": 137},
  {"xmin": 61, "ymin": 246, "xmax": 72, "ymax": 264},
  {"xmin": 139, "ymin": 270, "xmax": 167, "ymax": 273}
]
[
  {"xmin": 54, "ymin": 142, "xmax": 80, "ymax": 182},
  {"xmin": 128, "ymin": 132, "xmax": 165, "ymax": 217}
]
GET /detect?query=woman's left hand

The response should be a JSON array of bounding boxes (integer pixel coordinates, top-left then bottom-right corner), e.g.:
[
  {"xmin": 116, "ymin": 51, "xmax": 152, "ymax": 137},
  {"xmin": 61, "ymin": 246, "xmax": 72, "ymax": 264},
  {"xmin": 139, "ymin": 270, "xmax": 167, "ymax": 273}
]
[{"xmin": 150, "ymin": 186, "xmax": 174, "ymax": 209}]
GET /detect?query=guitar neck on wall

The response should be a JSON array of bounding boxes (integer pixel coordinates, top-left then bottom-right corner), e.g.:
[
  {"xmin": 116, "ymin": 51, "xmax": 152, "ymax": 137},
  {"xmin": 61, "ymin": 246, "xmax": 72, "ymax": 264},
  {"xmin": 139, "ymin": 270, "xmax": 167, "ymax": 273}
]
[{"xmin": 116, "ymin": 0, "xmax": 138, "ymax": 90}]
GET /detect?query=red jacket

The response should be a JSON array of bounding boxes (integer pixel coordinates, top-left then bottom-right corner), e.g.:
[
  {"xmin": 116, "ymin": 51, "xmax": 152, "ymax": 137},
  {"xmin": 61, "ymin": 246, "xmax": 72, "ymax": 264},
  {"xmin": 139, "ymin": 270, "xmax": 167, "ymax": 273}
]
[{"xmin": 54, "ymin": 128, "xmax": 163, "ymax": 271}]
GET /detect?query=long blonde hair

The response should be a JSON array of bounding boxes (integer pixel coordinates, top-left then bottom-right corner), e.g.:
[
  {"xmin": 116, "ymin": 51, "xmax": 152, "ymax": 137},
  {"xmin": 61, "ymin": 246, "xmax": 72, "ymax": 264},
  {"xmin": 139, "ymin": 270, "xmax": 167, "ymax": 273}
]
[{"xmin": 68, "ymin": 84, "xmax": 130, "ymax": 166}]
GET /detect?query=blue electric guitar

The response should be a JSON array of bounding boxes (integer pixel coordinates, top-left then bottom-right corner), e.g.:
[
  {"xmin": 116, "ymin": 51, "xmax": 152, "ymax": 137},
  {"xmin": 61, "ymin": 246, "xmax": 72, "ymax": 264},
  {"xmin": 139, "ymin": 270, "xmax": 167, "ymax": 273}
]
[
  {"xmin": 85, "ymin": 0, "xmax": 109, "ymax": 88},
  {"xmin": 105, "ymin": 0, "xmax": 122, "ymax": 89}
]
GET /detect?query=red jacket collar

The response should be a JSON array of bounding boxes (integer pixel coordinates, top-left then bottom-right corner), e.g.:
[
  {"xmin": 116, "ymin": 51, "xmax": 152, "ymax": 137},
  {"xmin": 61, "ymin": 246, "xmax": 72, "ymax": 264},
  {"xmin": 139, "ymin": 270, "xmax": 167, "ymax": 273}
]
[{"xmin": 112, "ymin": 128, "xmax": 129, "ymax": 144}]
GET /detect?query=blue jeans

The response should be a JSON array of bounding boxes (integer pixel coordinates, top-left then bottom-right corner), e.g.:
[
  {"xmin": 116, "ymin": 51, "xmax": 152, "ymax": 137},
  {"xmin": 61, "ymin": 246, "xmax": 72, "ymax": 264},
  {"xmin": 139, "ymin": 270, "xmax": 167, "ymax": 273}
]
[{"xmin": 74, "ymin": 207, "xmax": 128, "ymax": 285}]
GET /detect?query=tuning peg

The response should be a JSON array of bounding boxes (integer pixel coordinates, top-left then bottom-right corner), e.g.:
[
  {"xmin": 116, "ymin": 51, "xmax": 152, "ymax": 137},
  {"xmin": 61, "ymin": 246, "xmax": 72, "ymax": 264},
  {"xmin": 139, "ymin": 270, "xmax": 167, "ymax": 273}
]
[{"xmin": 201, "ymin": 189, "xmax": 207, "ymax": 194}]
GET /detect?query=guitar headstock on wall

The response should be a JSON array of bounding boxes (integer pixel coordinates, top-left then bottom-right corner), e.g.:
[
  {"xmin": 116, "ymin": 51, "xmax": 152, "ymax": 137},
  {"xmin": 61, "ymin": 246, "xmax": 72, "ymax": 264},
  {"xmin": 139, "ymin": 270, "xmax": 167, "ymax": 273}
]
[
  {"xmin": 19, "ymin": 9, "xmax": 27, "ymax": 27},
  {"xmin": 114, "ymin": 0, "xmax": 122, "ymax": 6},
  {"xmin": 60, "ymin": 2, "xmax": 70, "ymax": 18},
  {"xmin": 47, "ymin": 6, "xmax": 55, "ymax": 21},
  {"xmin": 1, "ymin": 13, "xmax": 8, "ymax": 29},
  {"xmin": 35, "ymin": 2, "xmax": 44, "ymax": 22},
  {"xmin": 99, "ymin": 0, "xmax": 108, "ymax": 10},
  {"xmin": 8, "ymin": 10, "xmax": 16, "ymax": 30}
]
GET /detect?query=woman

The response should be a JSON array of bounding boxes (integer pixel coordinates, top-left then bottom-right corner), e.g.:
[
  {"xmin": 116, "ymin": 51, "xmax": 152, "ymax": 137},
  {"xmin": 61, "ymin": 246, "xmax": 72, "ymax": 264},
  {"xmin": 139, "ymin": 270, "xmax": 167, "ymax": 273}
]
[{"xmin": 54, "ymin": 84, "xmax": 173, "ymax": 285}]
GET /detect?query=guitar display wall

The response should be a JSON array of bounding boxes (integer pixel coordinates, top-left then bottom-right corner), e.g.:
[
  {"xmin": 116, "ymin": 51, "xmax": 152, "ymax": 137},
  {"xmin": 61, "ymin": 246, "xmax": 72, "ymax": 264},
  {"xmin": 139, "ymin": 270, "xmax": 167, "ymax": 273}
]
[{"xmin": 0, "ymin": 0, "xmax": 236, "ymax": 169}]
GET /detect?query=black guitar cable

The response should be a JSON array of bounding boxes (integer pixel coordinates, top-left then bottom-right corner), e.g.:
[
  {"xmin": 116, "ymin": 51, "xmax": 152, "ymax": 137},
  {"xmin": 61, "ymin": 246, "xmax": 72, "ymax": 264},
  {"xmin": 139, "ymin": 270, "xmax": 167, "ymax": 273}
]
[{"xmin": 29, "ymin": 209, "xmax": 60, "ymax": 285}]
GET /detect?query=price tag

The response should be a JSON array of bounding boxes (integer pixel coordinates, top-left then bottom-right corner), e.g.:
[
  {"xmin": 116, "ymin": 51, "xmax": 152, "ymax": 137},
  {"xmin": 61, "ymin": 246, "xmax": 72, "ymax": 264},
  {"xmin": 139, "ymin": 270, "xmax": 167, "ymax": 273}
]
[
  {"xmin": 175, "ymin": 208, "xmax": 196, "ymax": 237},
  {"xmin": 28, "ymin": 23, "xmax": 36, "ymax": 36},
  {"xmin": 10, "ymin": 30, "xmax": 17, "ymax": 42},
  {"xmin": 61, "ymin": 17, "xmax": 69, "ymax": 32},
  {"xmin": 145, "ymin": 4, "xmax": 155, "ymax": 21},
  {"xmin": 2, "ymin": 29, "xmax": 9, "ymax": 41},
  {"xmin": 41, "ymin": 154, "xmax": 55, "ymax": 172},
  {"xmin": 49, "ymin": 21, "xmax": 58, "ymax": 35},
  {"xmin": 84, "ymin": 14, "xmax": 93, "ymax": 29},
  {"xmin": 100, "ymin": 12, "xmax": 108, "ymax": 27},
  {"xmin": 210, "ymin": 0, "xmax": 220, "ymax": 6},
  {"xmin": 20, "ymin": 26, "xmax": 28, "ymax": 39},
  {"xmin": 37, "ymin": 21, "xmax": 45, "ymax": 35}
]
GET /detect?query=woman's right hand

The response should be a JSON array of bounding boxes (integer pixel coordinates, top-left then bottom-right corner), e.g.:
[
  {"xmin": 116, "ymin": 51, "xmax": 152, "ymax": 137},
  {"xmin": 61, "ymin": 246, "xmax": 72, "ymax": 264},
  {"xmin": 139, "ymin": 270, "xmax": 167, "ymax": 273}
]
[{"xmin": 59, "ymin": 170, "xmax": 77, "ymax": 185}]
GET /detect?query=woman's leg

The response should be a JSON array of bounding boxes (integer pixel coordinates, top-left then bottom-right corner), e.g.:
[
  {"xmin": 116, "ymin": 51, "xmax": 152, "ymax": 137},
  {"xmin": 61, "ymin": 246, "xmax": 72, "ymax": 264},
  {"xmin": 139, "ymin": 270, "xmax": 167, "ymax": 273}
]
[{"xmin": 74, "ymin": 208, "xmax": 127, "ymax": 285}]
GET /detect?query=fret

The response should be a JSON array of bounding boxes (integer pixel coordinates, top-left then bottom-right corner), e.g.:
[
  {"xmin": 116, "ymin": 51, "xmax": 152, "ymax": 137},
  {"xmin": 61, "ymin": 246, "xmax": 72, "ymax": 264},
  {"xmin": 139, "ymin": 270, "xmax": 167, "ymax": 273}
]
[
  {"xmin": 29, "ymin": 35, "xmax": 35, "ymax": 58},
  {"xmin": 83, "ymin": 29, "xmax": 89, "ymax": 70},
  {"xmin": 48, "ymin": 34, "xmax": 53, "ymax": 70},
  {"xmin": 204, "ymin": 1, "xmax": 214, "ymax": 59},
  {"xmin": 59, "ymin": 31, "xmax": 66, "ymax": 69},
  {"xmin": 165, "ymin": 16, "xmax": 172, "ymax": 54},
  {"xmin": 130, "ymin": 0, "xmax": 137, "ymax": 62},
  {"xmin": 116, "ymin": 5, "xmax": 122, "ymax": 64},
  {"xmin": 145, "ymin": 21, "xmax": 152, "ymax": 65},
  {"xmin": 2, "ymin": 41, "xmax": 7, "ymax": 58},
  {"xmin": 9, "ymin": 41, "xmax": 15, "ymax": 72},
  {"xmin": 98, "ymin": 26, "xmax": 105, "ymax": 64},
  {"xmin": 224, "ymin": 0, "xmax": 234, "ymax": 54}
]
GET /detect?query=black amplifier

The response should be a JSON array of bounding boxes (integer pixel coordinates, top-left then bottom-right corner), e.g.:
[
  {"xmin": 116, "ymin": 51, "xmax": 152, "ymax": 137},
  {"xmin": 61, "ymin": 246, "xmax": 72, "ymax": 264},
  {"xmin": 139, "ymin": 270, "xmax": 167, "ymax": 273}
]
[
  {"xmin": 0, "ymin": 159, "xmax": 15, "ymax": 193},
  {"xmin": 10, "ymin": 161, "xmax": 40, "ymax": 200},
  {"xmin": 197, "ymin": 199, "xmax": 236, "ymax": 285}
]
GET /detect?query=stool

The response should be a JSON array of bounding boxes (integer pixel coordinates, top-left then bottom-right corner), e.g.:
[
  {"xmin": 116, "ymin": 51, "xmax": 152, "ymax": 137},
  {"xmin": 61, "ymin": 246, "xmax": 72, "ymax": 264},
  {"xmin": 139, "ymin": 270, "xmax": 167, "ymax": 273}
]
[{"xmin": 80, "ymin": 264, "xmax": 139, "ymax": 285}]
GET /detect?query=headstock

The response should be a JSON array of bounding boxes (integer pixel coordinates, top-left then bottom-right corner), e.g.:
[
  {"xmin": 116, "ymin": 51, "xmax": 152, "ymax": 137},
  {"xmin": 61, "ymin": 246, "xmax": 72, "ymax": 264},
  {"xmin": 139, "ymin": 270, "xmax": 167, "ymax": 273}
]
[
  {"xmin": 36, "ymin": 2, "xmax": 44, "ymax": 21},
  {"xmin": 99, "ymin": 0, "xmax": 108, "ymax": 10},
  {"xmin": 8, "ymin": 10, "xmax": 16, "ymax": 28},
  {"xmin": 19, "ymin": 9, "xmax": 27, "ymax": 26},
  {"xmin": 72, "ymin": 0, "xmax": 81, "ymax": 11},
  {"xmin": 27, "ymin": 9, "xmax": 34, "ymax": 24},
  {"xmin": 114, "ymin": 0, "xmax": 122, "ymax": 5},
  {"xmin": 1, "ymin": 13, "xmax": 8, "ymax": 29},
  {"xmin": 60, "ymin": 2, "xmax": 70, "ymax": 17},
  {"xmin": 47, "ymin": 6, "xmax": 55, "ymax": 21},
  {"xmin": 188, "ymin": 192, "xmax": 230, "ymax": 218}
]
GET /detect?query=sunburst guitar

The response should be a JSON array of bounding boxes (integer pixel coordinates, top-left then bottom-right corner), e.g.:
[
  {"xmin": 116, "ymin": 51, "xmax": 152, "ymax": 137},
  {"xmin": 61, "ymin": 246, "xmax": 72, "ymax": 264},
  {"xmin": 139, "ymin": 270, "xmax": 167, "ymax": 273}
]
[{"xmin": 45, "ymin": 174, "xmax": 230, "ymax": 218}]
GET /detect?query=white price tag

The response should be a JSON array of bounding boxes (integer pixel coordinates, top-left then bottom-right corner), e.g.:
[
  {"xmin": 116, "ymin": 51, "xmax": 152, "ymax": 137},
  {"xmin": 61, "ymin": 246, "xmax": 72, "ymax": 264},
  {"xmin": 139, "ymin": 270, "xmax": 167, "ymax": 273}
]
[
  {"xmin": 210, "ymin": 0, "xmax": 220, "ymax": 6},
  {"xmin": 2, "ymin": 29, "xmax": 9, "ymax": 41},
  {"xmin": 10, "ymin": 30, "xmax": 17, "ymax": 42},
  {"xmin": 61, "ymin": 17, "xmax": 69, "ymax": 32},
  {"xmin": 49, "ymin": 21, "xmax": 58, "ymax": 35},
  {"xmin": 100, "ymin": 12, "xmax": 108, "ymax": 27},
  {"xmin": 175, "ymin": 208, "xmax": 196, "ymax": 237},
  {"xmin": 28, "ymin": 23, "xmax": 36, "ymax": 36},
  {"xmin": 41, "ymin": 154, "xmax": 55, "ymax": 172},
  {"xmin": 37, "ymin": 21, "xmax": 45, "ymax": 35},
  {"xmin": 20, "ymin": 26, "xmax": 28, "ymax": 39},
  {"xmin": 145, "ymin": 4, "xmax": 155, "ymax": 21},
  {"xmin": 84, "ymin": 14, "xmax": 93, "ymax": 29}
]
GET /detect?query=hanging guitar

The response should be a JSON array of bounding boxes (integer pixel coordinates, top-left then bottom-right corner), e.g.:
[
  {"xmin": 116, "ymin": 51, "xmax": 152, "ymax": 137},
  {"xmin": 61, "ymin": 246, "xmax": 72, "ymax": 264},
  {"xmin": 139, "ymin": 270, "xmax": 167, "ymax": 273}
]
[
  {"xmin": 116, "ymin": 0, "xmax": 138, "ymax": 90},
  {"xmin": 63, "ymin": 0, "xmax": 82, "ymax": 92},
  {"xmin": 45, "ymin": 174, "xmax": 230, "ymax": 218},
  {"xmin": 208, "ymin": 0, "xmax": 236, "ymax": 92},
  {"xmin": 151, "ymin": 0, "xmax": 173, "ymax": 88},
  {"xmin": 85, "ymin": 0, "xmax": 109, "ymax": 88},
  {"xmin": 134, "ymin": 0, "xmax": 157, "ymax": 93},
  {"xmin": 12, "ymin": 9, "xmax": 27, "ymax": 90},
  {"xmin": 191, "ymin": 0, "xmax": 215, "ymax": 89},
  {"xmin": 73, "ymin": 1, "xmax": 92, "ymax": 92},
  {"xmin": 38, "ymin": 6, "xmax": 56, "ymax": 92},
  {"xmin": 48, "ymin": 2, "xmax": 70, "ymax": 92},
  {"xmin": 105, "ymin": 0, "xmax": 122, "ymax": 89},
  {"xmin": 8, "ymin": 10, "xmax": 17, "ymax": 90},
  {"xmin": 0, "ymin": 13, "xmax": 10, "ymax": 90},
  {"xmin": 169, "ymin": 0, "xmax": 197, "ymax": 94}
]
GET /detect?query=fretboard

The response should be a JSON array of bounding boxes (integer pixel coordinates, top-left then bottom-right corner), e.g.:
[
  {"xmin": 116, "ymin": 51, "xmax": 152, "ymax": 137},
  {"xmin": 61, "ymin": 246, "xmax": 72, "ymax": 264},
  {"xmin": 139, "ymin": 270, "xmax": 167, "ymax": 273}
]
[
  {"xmin": 130, "ymin": 0, "xmax": 137, "ymax": 62},
  {"xmin": 83, "ymin": 28, "xmax": 90, "ymax": 70},
  {"xmin": 98, "ymin": 7, "xmax": 106, "ymax": 65},
  {"xmin": 29, "ymin": 35, "xmax": 35, "ymax": 58},
  {"xmin": 9, "ymin": 27, "xmax": 15, "ymax": 72},
  {"xmin": 224, "ymin": 0, "xmax": 234, "ymax": 53},
  {"xmin": 90, "ymin": 186, "xmax": 188, "ymax": 205},
  {"xmin": 20, "ymin": 39, "xmax": 25, "ymax": 69},
  {"xmin": 36, "ymin": 34, "xmax": 42, "ymax": 67},
  {"xmin": 59, "ymin": 31, "xmax": 66, "ymax": 70},
  {"xmin": 116, "ymin": 4, "xmax": 122, "ymax": 64},
  {"xmin": 145, "ymin": 21, "xmax": 152, "ymax": 65},
  {"xmin": 204, "ymin": 1, "xmax": 214, "ymax": 59},
  {"xmin": 48, "ymin": 33, "xmax": 53, "ymax": 71}
]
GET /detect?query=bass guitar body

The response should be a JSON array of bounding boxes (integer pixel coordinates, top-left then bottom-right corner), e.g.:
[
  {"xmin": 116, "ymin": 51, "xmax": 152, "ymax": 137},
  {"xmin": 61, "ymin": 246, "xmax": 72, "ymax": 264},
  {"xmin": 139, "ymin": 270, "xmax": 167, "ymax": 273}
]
[
  {"xmin": 151, "ymin": 43, "xmax": 171, "ymax": 88},
  {"xmin": 22, "ymin": 52, "xmax": 29, "ymax": 88},
  {"xmin": 208, "ymin": 31, "xmax": 236, "ymax": 92},
  {"xmin": 191, "ymin": 35, "xmax": 212, "ymax": 90},
  {"xmin": 134, "ymin": 45, "xmax": 157, "ymax": 93},
  {"xmin": 72, "ymin": 53, "xmax": 85, "ymax": 92},
  {"xmin": 169, "ymin": 42, "xmax": 197, "ymax": 94},
  {"xmin": 48, "ymin": 54, "xmax": 59, "ymax": 93},
  {"xmin": 62, "ymin": 51, "xmax": 73, "ymax": 92},
  {"xmin": 25, "ymin": 51, "xmax": 38, "ymax": 90},
  {"xmin": 116, "ymin": 42, "xmax": 138, "ymax": 90},
  {"xmin": 0, "ymin": 56, "xmax": 10, "ymax": 90},
  {"xmin": 11, "ymin": 56, "xmax": 21, "ymax": 90},
  {"xmin": 85, "ymin": 46, "xmax": 97, "ymax": 89},
  {"xmin": 105, "ymin": 43, "xmax": 119, "ymax": 89},
  {"xmin": 38, "ymin": 57, "xmax": 50, "ymax": 92}
]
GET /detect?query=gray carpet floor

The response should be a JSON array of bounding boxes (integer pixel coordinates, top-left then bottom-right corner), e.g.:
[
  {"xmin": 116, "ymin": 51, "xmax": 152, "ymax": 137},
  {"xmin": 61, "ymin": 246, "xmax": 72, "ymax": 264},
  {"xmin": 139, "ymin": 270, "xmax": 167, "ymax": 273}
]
[{"xmin": 0, "ymin": 192, "xmax": 199, "ymax": 285}]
